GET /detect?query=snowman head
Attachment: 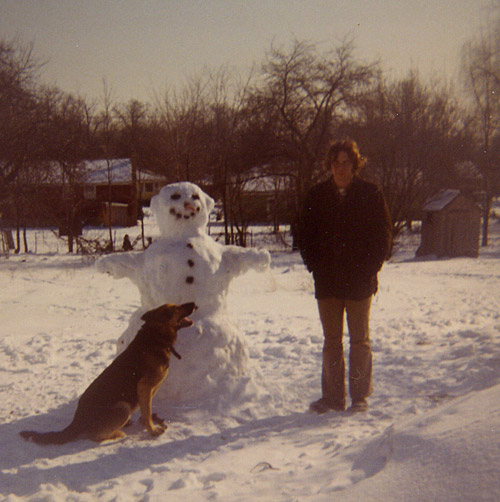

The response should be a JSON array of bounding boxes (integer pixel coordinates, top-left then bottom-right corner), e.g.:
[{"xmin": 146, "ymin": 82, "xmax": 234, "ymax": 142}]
[{"xmin": 151, "ymin": 182, "xmax": 215, "ymax": 239}]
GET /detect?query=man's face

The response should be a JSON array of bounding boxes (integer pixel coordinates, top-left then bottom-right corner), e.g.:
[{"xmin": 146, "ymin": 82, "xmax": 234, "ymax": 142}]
[{"xmin": 330, "ymin": 150, "xmax": 354, "ymax": 189}]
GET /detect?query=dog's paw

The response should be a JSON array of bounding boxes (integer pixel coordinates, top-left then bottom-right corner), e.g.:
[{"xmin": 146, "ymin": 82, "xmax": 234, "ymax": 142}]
[
  {"xmin": 152, "ymin": 413, "xmax": 166, "ymax": 426},
  {"xmin": 150, "ymin": 423, "xmax": 167, "ymax": 436}
]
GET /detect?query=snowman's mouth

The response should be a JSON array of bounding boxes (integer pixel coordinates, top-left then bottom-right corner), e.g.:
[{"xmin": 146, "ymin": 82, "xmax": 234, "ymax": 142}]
[{"xmin": 169, "ymin": 207, "xmax": 199, "ymax": 220}]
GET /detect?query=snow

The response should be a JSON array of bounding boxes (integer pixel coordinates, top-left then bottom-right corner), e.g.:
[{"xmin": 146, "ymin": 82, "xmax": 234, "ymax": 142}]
[{"xmin": 1, "ymin": 213, "xmax": 500, "ymax": 501}]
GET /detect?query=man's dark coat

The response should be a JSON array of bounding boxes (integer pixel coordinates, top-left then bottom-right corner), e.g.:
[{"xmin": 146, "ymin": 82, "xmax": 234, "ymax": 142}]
[{"xmin": 298, "ymin": 176, "xmax": 392, "ymax": 300}]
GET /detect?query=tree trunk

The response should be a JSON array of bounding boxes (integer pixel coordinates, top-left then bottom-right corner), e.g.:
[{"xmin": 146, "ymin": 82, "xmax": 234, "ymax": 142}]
[
  {"xmin": 481, "ymin": 192, "xmax": 491, "ymax": 247},
  {"xmin": 23, "ymin": 226, "xmax": 29, "ymax": 253},
  {"xmin": 15, "ymin": 225, "xmax": 20, "ymax": 254}
]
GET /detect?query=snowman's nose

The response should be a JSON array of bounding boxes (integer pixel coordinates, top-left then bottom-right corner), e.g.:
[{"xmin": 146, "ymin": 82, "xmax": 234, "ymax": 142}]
[{"xmin": 184, "ymin": 201, "xmax": 197, "ymax": 212}]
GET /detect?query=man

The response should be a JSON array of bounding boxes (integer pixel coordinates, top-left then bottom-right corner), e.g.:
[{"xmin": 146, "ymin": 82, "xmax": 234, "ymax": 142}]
[{"xmin": 298, "ymin": 139, "xmax": 392, "ymax": 413}]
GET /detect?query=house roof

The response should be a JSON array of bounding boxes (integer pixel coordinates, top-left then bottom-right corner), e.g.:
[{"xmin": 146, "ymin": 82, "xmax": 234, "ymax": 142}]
[
  {"xmin": 81, "ymin": 159, "xmax": 166, "ymax": 185},
  {"xmin": 423, "ymin": 189, "xmax": 461, "ymax": 211},
  {"xmin": 239, "ymin": 169, "xmax": 292, "ymax": 193}
]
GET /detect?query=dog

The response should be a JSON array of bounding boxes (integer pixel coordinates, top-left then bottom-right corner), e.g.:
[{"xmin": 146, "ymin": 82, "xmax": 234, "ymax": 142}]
[{"xmin": 20, "ymin": 302, "xmax": 196, "ymax": 444}]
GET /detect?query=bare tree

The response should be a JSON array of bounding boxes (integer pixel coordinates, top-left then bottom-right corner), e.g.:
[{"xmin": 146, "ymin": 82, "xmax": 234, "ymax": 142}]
[
  {"xmin": 254, "ymin": 38, "xmax": 376, "ymax": 245},
  {"xmin": 98, "ymin": 79, "xmax": 117, "ymax": 251},
  {"xmin": 205, "ymin": 66, "xmax": 256, "ymax": 244},
  {"xmin": 40, "ymin": 88, "xmax": 90, "ymax": 252},
  {"xmin": 115, "ymin": 99, "xmax": 149, "ymax": 247},
  {"xmin": 346, "ymin": 72, "xmax": 472, "ymax": 239},
  {"xmin": 156, "ymin": 76, "xmax": 209, "ymax": 181},
  {"xmin": 154, "ymin": 68, "xmax": 257, "ymax": 245},
  {"xmin": 0, "ymin": 39, "xmax": 45, "ymax": 252},
  {"xmin": 462, "ymin": 27, "xmax": 500, "ymax": 246}
]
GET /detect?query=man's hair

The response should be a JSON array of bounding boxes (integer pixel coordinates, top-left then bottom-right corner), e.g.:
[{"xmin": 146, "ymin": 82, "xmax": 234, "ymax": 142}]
[{"xmin": 324, "ymin": 138, "xmax": 367, "ymax": 173}]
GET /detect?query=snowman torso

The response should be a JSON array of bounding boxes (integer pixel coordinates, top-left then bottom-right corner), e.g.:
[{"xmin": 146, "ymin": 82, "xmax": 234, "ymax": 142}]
[{"xmin": 137, "ymin": 234, "xmax": 230, "ymax": 317}]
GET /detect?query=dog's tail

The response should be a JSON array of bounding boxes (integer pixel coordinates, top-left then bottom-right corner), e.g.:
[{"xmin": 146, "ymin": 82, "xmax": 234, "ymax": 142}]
[{"xmin": 20, "ymin": 422, "xmax": 80, "ymax": 445}]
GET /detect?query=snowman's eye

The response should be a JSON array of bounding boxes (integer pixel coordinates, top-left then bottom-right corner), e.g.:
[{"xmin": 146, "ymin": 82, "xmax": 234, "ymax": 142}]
[
  {"xmin": 171, "ymin": 193, "xmax": 181, "ymax": 200},
  {"xmin": 192, "ymin": 194, "xmax": 200, "ymax": 200}
]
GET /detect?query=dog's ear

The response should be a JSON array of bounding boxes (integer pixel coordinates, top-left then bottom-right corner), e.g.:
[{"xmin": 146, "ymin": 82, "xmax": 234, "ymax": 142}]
[{"xmin": 141, "ymin": 304, "xmax": 175, "ymax": 323}]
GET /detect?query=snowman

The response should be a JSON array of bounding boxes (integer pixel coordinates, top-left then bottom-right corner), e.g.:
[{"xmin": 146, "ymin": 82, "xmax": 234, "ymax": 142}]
[{"xmin": 96, "ymin": 182, "xmax": 270, "ymax": 406}]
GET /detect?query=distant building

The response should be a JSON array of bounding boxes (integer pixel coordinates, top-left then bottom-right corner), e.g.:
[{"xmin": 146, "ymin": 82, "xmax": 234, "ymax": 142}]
[
  {"xmin": 81, "ymin": 159, "xmax": 167, "ymax": 226},
  {"xmin": 0, "ymin": 159, "xmax": 168, "ymax": 228},
  {"xmin": 416, "ymin": 189, "xmax": 481, "ymax": 258},
  {"xmin": 236, "ymin": 169, "xmax": 294, "ymax": 223},
  {"xmin": 81, "ymin": 159, "xmax": 166, "ymax": 207}
]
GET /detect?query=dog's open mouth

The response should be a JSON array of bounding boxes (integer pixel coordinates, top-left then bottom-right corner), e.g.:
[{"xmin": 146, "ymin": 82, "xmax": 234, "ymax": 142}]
[
  {"xmin": 177, "ymin": 316, "xmax": 194, "ymax": 329},
  {"xmin": 177, "ymin": 303, "xmax": 196, "ymax": 329}
]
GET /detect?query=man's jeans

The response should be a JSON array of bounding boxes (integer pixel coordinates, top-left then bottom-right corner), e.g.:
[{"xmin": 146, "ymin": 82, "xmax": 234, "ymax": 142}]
[{"xmin": 317, "ymin": 296, "xmax": 373, "ymax": 408}]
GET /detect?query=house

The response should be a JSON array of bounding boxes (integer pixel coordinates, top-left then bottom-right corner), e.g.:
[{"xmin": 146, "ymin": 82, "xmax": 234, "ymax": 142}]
[
  {"xmin": 0, "ymin": 159, "xmax": 168, "ymax": 229},
  {"xmin": 416, "ymin": 189, "xmax": 481, "ymax": 258},
  {"xmin": 81, "ymin": 159, "xmax": 166, "ymax": 206},
  {"xmin": 80, "ymin": 159, "xmax": 168, "ymax": 226},
  {"xmin": 236, "ymin": 169, "xmax": 294, "ymax": 224}
]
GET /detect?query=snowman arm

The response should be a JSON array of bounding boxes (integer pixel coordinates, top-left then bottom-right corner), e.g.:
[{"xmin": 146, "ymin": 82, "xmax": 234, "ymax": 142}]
[
  {"xmin": 96, "ymin": 252, "xmax": 141, "ymax": 280},
  {"xmin": 218, "ymin": 246, "xmax": 270, "ymax": 276}
]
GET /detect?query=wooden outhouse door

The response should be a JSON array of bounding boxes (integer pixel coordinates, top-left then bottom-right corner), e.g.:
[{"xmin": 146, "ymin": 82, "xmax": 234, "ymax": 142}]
[
  {"xmin": 446, "ymin": 212, "xmax": 463, "ymax": 256},
  {"xmin": 445, "ymin": 210, "xmax": 478, "ymax": 257}
]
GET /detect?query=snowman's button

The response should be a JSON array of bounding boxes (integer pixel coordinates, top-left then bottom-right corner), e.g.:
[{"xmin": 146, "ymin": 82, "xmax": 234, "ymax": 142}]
[
  {"xmin": 187, "ymin": 259, "xmax": 195, "ymax": 267},
  {"xmin": 186, "ymin": 276, "xmax": 194, "ymax": 284},
  {"xmin": 187, "ymin": 243, "xmax": 193, "ymax": 249}
]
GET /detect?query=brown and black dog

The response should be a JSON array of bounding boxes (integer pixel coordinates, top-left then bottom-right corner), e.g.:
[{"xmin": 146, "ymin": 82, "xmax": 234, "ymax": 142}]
[{"xmin": 20, "ymin": 302, "xmax": 196, "ymax": 444}]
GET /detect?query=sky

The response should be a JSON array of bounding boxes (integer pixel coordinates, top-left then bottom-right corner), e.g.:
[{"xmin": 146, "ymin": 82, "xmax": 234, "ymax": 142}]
[{"xmin": 0, "ymin": 0, "xmax": 494, "ymax": 104}]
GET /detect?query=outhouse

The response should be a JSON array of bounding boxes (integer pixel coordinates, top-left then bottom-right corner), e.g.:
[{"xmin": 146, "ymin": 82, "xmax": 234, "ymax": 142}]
[{"xmin": 416, "ymin": 189, "xmax": 481, "ymax": 258}]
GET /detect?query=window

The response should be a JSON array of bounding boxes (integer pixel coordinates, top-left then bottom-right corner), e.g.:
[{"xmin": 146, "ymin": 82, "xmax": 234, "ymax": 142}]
[{"xmin": 84, "ymin": 185, "xmax": 97, "ymax": 200}]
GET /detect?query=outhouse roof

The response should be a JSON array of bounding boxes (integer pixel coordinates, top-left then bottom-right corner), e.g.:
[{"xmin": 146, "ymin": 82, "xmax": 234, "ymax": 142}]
[{"xmin": 423, "ymin": 189, "xmax": 461, "ymax": 211}]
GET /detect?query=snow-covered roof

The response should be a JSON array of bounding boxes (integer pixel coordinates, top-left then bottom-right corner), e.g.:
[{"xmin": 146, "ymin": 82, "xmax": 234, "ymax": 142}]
[
  {"xmin": 201, "ymin": 167, "xmax": 293, "ymax": 193},
  {"xmin": 423, "ymin": 189, "xmax": 461, "ymax": 211},
  {"xmin": 81, "ymin": 159, "xmax": 166, "ymax": 185},
  {"xmin": 239, "ymin": 169, "xmax": 292, "ymax": 193},
  {"xmin": 35, "ymin": 159, "xmax": 166, "ymax": 186}
]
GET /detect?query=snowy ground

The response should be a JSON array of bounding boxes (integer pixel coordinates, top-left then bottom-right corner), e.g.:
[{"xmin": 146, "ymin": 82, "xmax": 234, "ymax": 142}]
[{"xmin": 1, "ymin": 216, "xmax": 500, "ymax": 501}]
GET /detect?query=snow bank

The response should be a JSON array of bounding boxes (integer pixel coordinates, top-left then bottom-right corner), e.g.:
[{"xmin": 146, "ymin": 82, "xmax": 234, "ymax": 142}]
[{"xmin": 341, "ymin": 383, "xmax": 500, "ymax": 501}]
